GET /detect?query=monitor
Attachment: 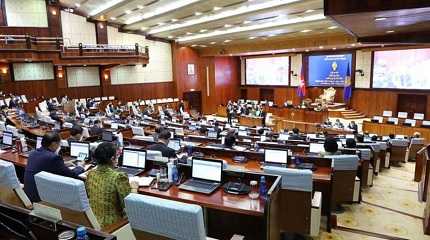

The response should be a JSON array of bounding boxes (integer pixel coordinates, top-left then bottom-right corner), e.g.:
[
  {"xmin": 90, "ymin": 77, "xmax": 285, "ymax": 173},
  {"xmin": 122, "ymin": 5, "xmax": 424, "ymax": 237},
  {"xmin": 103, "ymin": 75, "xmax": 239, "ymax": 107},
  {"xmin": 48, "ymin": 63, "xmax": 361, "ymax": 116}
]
[
  {"xmin": 2, "ymin": 131, "xmax": 13, "ymax": 146},
  {"xmin": 278, "ymin": 133, "xmax": 289, "ymax": 141},
  {"xmin": 414, "ymin": 113, "xmax": 425, "ymax": 120},
  {"xmin": 192, "ymin": 158, "xmax": 222, "ymax": 182},
  {"xmin": 122, "ymin": 149, "xmax": 146, "ymax": 169},
  {"xmin": 383, "ymin": 111, "xmax": 393, "ymax": 117},
  {"xmin": 102, "ymin": 131, "xmax": 114, "ymax": 142},
  {"xmin": 238, "ymin": 130, "xmax": 247, "ymax": 136},
  {"xmin": 372, "ymin": 116, "xmax": 383, "ymax": 123},
  {"xmin": 36, "ymin": 136, "xmax": 42, "ymax": 149},
  {"xmin": 309, "ymin": 143, "xmax": 325, "ymax": 153},
  {"xmin": 404, "ymin": 119, "xmax": 416, "ymax": 127},
  {"xmin": 264, "ymin": 149, "xmax": 288, "ymax": 164},
  {"xmin": 70, "ymin": 142, "xmax": 90, "ymax": 158},
  {"xmin": 146, "ymin": 150, "xmax": 166, "ymax": 162},
  {"xmin": 423, "ymin": 120, "xmax": 430, "ymax": 126},
  {"xmin": 382, "ymin": 136, "xmax": 390, "ymax": 141},
  {"xmin": 398, "ymin": 112, "xmax": 408, "ymax": 119},
  {"xmin": 131, "ymin": 126, "xmax": 145, "ymax": 136},
  {"xmin": 395, "ymin": 135, "xmax": 405, "ymax": 139},
  {"xmin": 207, "ymin": 130, "xmax": 218, "ymax": 138},
  {"xmin": 307, "ymin": 134, "xmax": 317, "ymax": 139},
  {"xmin": 168, "ymin": 139, "xmax": 181, "ymax": 151},
  {"xmin": 346, "ymin": 134, "xmax": 355, "ymax": 139},
  {"xmin": 111, "ymin": 123, "xmax": 118, "ymax": 129},
  {"xmin": 387, "ymin": 117, "xmax": 398, "ymax": 125}
]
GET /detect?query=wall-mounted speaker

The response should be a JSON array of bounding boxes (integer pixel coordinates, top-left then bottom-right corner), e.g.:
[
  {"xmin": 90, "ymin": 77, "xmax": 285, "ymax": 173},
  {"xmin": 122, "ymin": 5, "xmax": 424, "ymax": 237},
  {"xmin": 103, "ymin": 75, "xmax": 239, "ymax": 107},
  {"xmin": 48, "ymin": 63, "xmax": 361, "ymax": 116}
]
[{"xmin": 48, "ymin": 0, "xmax": 59, "ymax": 5}]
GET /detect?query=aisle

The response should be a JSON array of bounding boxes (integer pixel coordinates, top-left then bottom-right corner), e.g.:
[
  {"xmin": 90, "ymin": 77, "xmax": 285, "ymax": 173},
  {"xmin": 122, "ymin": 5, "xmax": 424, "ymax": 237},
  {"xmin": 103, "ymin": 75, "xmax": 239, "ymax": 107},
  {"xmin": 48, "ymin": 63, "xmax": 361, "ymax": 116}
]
[{"xmin": 316, "ymin": 162, "xmax": 429, "ymax": 240}]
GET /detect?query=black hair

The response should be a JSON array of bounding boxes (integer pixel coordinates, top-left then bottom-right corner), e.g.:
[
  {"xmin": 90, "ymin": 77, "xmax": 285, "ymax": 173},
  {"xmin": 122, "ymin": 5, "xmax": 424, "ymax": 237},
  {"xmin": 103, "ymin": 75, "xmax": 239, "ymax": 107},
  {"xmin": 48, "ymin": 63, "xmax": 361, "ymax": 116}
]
[
  {"xmin": 356, "ymin": 134, "xmax": 364, "ymax": 143},
  {"xmin": 94, "ymin": 119, "xmax": 101, "ymax": 124},
  {"xmin": 158, "ymin": 130, "xmax": 171, "ymax": 140},
  {"xmin": 224, "ymin": 134, "xmax": 236, "ymax": 148},
  {"xmin": 324, "ymin": 137, "xmax": 338, "ymax": 153},
  {"xmin": 94, "ymin": 142, "xmax": 117, "ymax": 165},
  {"xmin": 257, "ymin": 128, "xmax": 264, "ymax": 135},
  {"xmin": 70, "ymin": 125, "xmax": 83, "ymax": 136},
  {"xmin": 389, "ymin": 133, "xmax": 395, "ymax": 139},
  {"xmin": 371, "ymin": 135, "xmax": 378, "ymax": 141},
  {"xmin": 292, "ymin": 128, "xmax": 300, "ymax": 134},
  {"xmin": 41, "ymin": 132, "xmax": 61, "ymax": 148},
  {"xmin": 346, "ymin": 138, "xmax": 357, "ymax": 148},
  {"xmin": 199, "ymin": 126, "xmax": 208, "ymax": 134}
]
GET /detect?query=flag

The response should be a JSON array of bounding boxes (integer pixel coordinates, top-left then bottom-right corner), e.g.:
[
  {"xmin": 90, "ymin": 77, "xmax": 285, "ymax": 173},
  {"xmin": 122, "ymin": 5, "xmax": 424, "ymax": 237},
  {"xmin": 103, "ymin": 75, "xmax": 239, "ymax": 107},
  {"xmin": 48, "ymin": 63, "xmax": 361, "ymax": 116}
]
[
  {"xmin": 296, "ymin": 65, "xmax": 306, "ymax": 98},
  {"xmin": 343, "ymin": 63, "xmax": 352, "ymax": 102}
]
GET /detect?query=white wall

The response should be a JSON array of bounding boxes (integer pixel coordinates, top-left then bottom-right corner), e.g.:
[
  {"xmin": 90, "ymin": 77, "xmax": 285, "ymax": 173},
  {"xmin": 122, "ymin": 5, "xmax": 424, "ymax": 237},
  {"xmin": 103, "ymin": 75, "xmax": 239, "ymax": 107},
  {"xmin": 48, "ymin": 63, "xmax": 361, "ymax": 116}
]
[
  {"xmin": 5, "ymin": 0, "xmax": 48, "ymax": 27},
  {"xmin": 13, "ymin": 63, "xmax": 54, "ymax": 81},
  {"xmin": 61, "ymin": 11, "xmax": 96, "ymax": 46},
  {"xmin": 67, "ymin": 67, "xmax": 100, "ymax": 87},
  {"xmin": 355, "ymin": 50, "xmax": 372, "ymax": 88},
  {"xmin": 107, "ymin": 26, "xmax": 173, "ymax": 84}
]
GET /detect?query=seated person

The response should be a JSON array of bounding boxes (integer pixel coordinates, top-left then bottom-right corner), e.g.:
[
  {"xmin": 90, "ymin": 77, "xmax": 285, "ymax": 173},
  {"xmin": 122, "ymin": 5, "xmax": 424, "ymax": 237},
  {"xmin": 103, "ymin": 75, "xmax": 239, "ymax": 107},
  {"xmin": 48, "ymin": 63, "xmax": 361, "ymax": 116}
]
[
  {"xmin": 323, "ymin": 119, "xmax": 332, "ymax": 127},
  {"xmin": 388, "ymin": 133, "xmax": 395, "ymax": 140},
  {"xmin": 345, "ymin": 138, "xmax": 357, "ymax": 148},
  {"xmin": 413, "ymin": 132, "xmax": 421, "ymax": 139},
  {"xmin": 152, "ymin": 126, "xmax": 164, "ymax": 142},
  {"xmin": 24, "ymin": 132, "xmax": 84, "ymax": 202},
  {"xmin": 213, "ymin": 122, "xmax": 222, "ymax": 137},
  {"xmin": 147, "ymin": 129, "xmax": 176, "ymax": 158},
  {"xmin": 86, "ymin": 142, "xmax": 131, "ymax": 228},
  {"xmin": 324, "ymin": 137, "xmax": 339, "ymax": 155},
  {"xmin": 356, "ymin": 134, "xmax": 365, "ymax": 143},
  {"xmin": 224, "ymin": 133, "xmax": 237, "ymax": 148},
  {"xmin": 49, "ymin": 110, "xmax": 62, "ymax": 123},
  {"xmin": 289, "ymin": 128, "xmax": 304, "ymax": 141},
  {"xmin": 333, "ymin": 119, "xmax": 344, "ymax": 128},
  {"xmin": 347, "ymin": 121, "xmax": 358, "ymax": 132},
  {"xmin": 68, "ymin": 125, "xmax": 84, "ymax": 145},
  {"xmin": 371, "ymin": 135, "xmax": 378, "ymax": 141},
  {"xmin": 90, "ymin": 119, "xmax": 103, "ymax": 136}
]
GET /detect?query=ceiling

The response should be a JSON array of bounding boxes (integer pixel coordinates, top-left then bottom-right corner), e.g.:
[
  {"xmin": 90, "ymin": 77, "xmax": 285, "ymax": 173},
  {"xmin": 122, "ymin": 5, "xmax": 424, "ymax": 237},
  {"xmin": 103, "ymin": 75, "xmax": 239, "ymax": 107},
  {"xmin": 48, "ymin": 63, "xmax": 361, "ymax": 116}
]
[{"xmin": 60, "ymin": 0, "xmax": 345, "ymax": 47}]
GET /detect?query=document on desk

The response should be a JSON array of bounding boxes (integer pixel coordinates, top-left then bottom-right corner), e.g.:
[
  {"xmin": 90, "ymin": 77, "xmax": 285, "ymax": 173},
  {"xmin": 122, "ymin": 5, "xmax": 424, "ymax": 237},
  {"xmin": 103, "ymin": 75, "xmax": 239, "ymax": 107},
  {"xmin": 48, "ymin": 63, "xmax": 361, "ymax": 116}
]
[
  {"xmin": 232, "ymin": 146, "xmax": 247, "ymax": 151},
  {"xmin": 130, "ymin": 176, "xmax": 154, "ymax": 187}
]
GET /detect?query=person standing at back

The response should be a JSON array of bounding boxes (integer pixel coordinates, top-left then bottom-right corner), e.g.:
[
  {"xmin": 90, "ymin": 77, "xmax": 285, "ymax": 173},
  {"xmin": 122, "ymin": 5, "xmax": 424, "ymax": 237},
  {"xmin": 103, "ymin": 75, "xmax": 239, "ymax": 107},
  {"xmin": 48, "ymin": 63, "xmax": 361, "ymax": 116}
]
[{"xmin": 24, "ymin": 132, "xmax": 84, "ymax": 202}]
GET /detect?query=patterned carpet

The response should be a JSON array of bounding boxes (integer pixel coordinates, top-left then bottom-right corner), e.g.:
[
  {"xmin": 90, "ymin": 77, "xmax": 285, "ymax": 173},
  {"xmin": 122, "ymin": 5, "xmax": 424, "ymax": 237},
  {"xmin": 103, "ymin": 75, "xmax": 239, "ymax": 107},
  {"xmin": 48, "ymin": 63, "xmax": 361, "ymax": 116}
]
[{"xmin": 316, "ymin": 162, "xmax": 430, "ymax": 240}]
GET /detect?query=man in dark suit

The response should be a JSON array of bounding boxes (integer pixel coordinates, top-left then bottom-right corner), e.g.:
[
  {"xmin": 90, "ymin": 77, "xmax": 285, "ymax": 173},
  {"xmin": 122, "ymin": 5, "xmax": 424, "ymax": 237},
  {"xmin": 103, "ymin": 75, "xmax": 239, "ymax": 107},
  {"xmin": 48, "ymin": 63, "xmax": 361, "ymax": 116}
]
[
  {"xmin": 147, "ymin": 129, "xmax": 176, "ymax": 158},
  {"xmin": 289, "ymin": 128, "xmax": 304, "ymax": 140},
  {"xmin": 24, "ymin": 132, "xmax": 84, "ymax": 202},
  {"xmin": 90, "ymin": 120, "xmax": 103, "ymax": 136}
]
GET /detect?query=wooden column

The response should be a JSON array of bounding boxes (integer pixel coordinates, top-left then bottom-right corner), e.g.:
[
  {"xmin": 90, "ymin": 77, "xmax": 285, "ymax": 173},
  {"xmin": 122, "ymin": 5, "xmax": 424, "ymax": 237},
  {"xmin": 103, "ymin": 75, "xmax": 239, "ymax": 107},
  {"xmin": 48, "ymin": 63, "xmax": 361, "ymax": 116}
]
[
  {"xmin": 95, "ymin": 21, "xmax": 108, "ymax": 44},
  {"xmin": 46, "ymin": 1, "xmax": 62, "ymax": 37},
  {"xmin": 0, "ymin": 0, "xmax": 7, "ymax": 26}
]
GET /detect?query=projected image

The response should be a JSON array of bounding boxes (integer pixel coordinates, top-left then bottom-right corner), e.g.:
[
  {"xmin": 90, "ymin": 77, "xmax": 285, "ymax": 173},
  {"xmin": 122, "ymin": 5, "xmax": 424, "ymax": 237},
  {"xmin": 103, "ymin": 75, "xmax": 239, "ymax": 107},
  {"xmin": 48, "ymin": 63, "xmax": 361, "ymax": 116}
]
[
  {"xmin": 308, "ymin": 54, "xmax": 352, "ymax": 87},
  {"xmin": 373, "ymin": 48, "xmax": 430, "ymax": 89},
  {"xmin": 245, "ymin": 56, "xmax": 289, "ymax": 85}
]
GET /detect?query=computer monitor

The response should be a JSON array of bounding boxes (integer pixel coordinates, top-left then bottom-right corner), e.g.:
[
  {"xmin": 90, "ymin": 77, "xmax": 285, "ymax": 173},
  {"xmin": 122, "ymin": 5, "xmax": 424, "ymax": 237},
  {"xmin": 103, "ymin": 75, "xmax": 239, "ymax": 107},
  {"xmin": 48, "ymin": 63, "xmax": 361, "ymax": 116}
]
[
  {"xmin": 278, "ymin": 133, "xmax": 289, "ymax": 141},
  {"xmin": 146, "ymin": 150, "xmax": 166, "ymax": 162},
  {"xmin": 192, "ymin": 158, "xmax": 222, "ymax": 182},
  {"xmin": 307, "ymin": 134, "xmax": 317, "ymax": 139},
  {"xmin": 398, "ymin": 112, "xmax": 408, "ymax": 119},
  {"xmin": 207, "ymin": 130, "xmax": 217, "ymax": 138},
  {"xmin": 36, "ymin": 136, "xmax": 42, "ymax": 149},
  {"xmin": 264, "ymin": 149, "xmax": 288, "ymax": 164},
  {"xmin": 309, "ymin": 143, "xmax": 325, "ymax": 153},
  {"xmin": 414, "ymin": 113, "xmax": 425, "ymax": 120},
  {"xmin": 382, "ymin": 111, "xmax": 393, "ymax": 117},
  {"xmin": 70, "ymin": 142, "xmax": 90, "ymax": 158},
  {"xmin": 102, "ymin": 131, "xmax": 114, "ymax": 142},
  {"xmin": 345, "ymin": 134, "xmax": 355, "ymax": 139},
  {"xmin": 122, "ymin": 149, "xmax": 146, "ymax": 169},
  {"xmin": 168, "ymin": 139, "xmax": 181, "ymax": 151},
  {"xmin": 2, "ymin": 131, "xmax": 13, "ymax": 146},
  {"xmin": 131, "ymin": 126, "xmax": 145, "ymax": 136},
  {"xmin": 238, "ymin": 130, "xmax": 247, "ymax": 136}
]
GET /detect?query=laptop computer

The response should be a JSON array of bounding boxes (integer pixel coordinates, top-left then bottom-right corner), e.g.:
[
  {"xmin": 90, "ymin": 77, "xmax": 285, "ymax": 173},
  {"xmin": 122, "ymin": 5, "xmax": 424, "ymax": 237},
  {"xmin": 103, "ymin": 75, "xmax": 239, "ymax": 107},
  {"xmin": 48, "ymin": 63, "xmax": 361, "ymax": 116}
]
[
  {"xmin": 70, "ymin": 142, "xmax": 90, "ymax": 161},
  {"xmin": 0, "ymin": 131, "xmax": 13, "ymax": 150},
  {"xmin": 168, "ymin": 139, "xmax": 181, "ymax": 152},
  {"xmin": 179, "ymin": 158, "xmax": 223, "ymax": 195},
  {"xmin": 207, "ymin": 130, "xmax": 218, "ymax": 139},
  {"xmin": 132, "ymin": 126, "xmax": 145, "ymax": 136},
  {"xmin": 118, "ymin": 148, "xmax": 146, "ymax": 176},
  {"xmin": 309, "ymin": 143, "xmax": 325, "ymax": 154},
  {"xmin": 264, "ymin": 149, "xmax": 289, "ymax": 167}
]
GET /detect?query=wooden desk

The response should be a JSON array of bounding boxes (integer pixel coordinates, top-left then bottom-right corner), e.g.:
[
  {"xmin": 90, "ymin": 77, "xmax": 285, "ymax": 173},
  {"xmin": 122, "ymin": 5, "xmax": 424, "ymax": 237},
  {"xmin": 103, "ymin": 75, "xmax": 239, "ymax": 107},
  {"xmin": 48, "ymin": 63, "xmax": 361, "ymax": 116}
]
[
  {"xmin": 266, "ymin": 107, "xmax": 328, "ymax": 123},
  {"xmin": 363, "ymin": 121, "xmax": 430, "ymax": 143},
  {"xmin": 239, "ymin": 116, "xmax": 263, "ymax": 127}
]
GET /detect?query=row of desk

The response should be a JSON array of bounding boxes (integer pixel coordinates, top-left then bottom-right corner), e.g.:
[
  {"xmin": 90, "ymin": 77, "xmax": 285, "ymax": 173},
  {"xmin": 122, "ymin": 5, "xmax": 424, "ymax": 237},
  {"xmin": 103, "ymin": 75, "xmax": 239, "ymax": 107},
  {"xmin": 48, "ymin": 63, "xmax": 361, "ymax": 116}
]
[{"xmin": 363, "ymin": 121, "xmax": 430, "ymax": 143}]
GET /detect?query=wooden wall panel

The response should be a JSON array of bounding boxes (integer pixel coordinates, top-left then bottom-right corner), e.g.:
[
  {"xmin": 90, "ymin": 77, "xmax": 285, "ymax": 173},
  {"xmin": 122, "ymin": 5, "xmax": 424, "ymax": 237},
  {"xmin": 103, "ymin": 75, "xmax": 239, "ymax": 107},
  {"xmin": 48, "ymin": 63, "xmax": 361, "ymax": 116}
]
[
  {"xmin": 173, "ymin": 45, "xmax": 202, "ymax": 98},
  {"xmin": 95, "ymin": 21, "xmax": 108, "ymax": 44},
  {"xmin": 58, "ymin": 86, "xmax": 101, "ymax": 99},
  {"xmin": 0, "ymin": 0, "xmax": 6, "ymax": 26},
  {"xmin": 102, "ymin": 82, "xmax": 176, "ymax": 101},
  {"xmin": 214, "ymin": 56, "xmax": 240, "ymax": 105},
  {"xmin": 14, "ymin": 80, "xmax": 57, "ymax": 97}
]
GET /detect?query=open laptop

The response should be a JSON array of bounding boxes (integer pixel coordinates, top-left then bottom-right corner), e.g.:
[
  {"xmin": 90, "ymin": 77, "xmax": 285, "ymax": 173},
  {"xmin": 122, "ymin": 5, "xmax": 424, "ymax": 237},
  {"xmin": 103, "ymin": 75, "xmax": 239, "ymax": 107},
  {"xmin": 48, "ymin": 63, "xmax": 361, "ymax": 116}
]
[
  {"xmin": 264, "ymin": 149, "xmax": 289, "ymax": 167},
  {"xmin": 207, "ymin": 130, "xmax": 218, "ymax": 139},
  {"xmin": 168, "ymin": 139, "xmax": 181, "ymax": 152},
  {"xmin": 70, "ymin": 142, "xmax": 90, "ymax": 162},
  {"xmin": 179, "ymin": 158, "xmax": 223, "ymax": 195},
  {"xmin": 118, "ymin": 148, "xmax": 146, "ymax": 176},
  {"xmin": 132, "ymin": 126, "xmax": 145, "ymax": 136},
  {"xmin": 0, "ymin": 131, "xmax": 13, "ymax": 150},
  {"xmin": 309, "ymin": 143, "xmax": 325, "ymax": 154}
]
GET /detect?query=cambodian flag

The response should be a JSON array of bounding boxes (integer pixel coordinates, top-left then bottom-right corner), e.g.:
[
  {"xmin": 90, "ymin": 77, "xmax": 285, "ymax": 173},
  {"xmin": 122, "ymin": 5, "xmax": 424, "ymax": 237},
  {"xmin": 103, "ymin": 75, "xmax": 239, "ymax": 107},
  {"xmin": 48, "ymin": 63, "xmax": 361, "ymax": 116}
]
[
  {"xmin": 297, "ymin": 65, "xmax": 306, "ymax": 98},
  {"xmin": 343, "ymin": 63, "xmax": 352, "ymax": 102}
]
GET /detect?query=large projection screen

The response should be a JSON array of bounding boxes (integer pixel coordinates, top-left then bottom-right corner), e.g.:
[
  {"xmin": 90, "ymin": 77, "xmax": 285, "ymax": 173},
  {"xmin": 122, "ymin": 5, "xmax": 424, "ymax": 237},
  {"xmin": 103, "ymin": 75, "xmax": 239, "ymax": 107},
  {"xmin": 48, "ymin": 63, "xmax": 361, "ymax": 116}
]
[
  {"xmin": 308, "ymin": 54, "xmax": 352, "ymax": 87},
  {"xmin": 373, "ymin": 48, "xmax": 430, "ymax": 89},
  {"xmin": 245, "ymin": 56, "xmax": 290, "ymax": 86}
]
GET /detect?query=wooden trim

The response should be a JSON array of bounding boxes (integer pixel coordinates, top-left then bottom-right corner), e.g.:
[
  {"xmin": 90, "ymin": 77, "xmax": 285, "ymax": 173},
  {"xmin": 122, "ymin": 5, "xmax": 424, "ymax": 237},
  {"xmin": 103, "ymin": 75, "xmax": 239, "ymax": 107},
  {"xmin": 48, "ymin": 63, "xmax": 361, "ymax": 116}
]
[{"xmin": 0, "ymin": 0, "xmax": 7, "ymax": 26}]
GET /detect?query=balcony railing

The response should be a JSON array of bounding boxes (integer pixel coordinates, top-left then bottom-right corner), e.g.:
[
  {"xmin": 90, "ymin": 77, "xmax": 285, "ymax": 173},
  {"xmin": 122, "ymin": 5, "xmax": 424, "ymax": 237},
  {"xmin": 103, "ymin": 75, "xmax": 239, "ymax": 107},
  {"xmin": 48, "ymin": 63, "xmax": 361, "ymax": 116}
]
[
  {"xmin": 0, "ymin": 35, "xmax": 63, "ymax": 51},
  {"xmin": 61, "ymin": 43, "xmax": 148, "ymax": 57}
]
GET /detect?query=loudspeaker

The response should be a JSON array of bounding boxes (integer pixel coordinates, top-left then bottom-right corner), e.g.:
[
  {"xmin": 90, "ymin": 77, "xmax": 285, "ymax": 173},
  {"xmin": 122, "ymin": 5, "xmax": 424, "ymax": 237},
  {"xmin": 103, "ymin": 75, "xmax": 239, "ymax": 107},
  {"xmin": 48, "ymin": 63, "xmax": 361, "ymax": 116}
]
[{"xmin": 48, "ymin": 0, "xmax": 59, "ymax": 4}]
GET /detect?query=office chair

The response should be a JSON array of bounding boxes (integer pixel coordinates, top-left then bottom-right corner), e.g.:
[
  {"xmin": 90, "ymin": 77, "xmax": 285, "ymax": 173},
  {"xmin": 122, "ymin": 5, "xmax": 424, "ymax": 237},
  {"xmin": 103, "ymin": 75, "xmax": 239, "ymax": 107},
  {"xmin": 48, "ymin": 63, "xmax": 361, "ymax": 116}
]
[
  {"xmin": 407, "ymin": 138, "xmax": 425, "ymax": 162},
  {"xmin": 331, "ymin": 155, "xmax": 360, "ymax": 204},
  {"xmin": 0, "ymin": 160, "xmax": 32, "ymax": 209},
  {"xmin": 389, "ymin": 139, "xmax": 410, "ymax": 165},
  {"xmin": 124, "ymin": 193, "xmax": 243, "ymax": 240},
  {"xmin": 263, "ymin": 167, "xmax": 321, "ymax": 237},
  {"xmin": 34, "ymin": 172, "xmax": 134, "ymax": 240}
]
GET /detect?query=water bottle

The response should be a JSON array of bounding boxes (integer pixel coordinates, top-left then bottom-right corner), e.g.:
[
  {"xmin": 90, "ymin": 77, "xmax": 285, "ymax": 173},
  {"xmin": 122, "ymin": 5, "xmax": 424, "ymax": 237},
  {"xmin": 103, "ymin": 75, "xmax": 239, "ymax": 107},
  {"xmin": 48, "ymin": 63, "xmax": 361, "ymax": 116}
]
[
  {"xmin": 167, "ymin": 162, "xmax": 174, "ymax": 183},
  {"xmin": 172, "ymin": 164, "xmax": 179, "ymax": 183},
  {"xmin": 76, "ymin": 226, "xmax": 88, "ymax": 240},
  {"xmin": 259, "ymin": 176, "xmax": 267, "ymax": 200}
]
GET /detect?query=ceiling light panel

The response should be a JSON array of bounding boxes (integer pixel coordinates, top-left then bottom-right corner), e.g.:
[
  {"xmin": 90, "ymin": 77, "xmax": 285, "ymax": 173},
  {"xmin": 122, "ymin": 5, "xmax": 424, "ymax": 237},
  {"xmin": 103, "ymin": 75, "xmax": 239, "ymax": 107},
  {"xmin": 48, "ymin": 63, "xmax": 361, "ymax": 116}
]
[{"xmin": 89, "ymin": 0, "xmax": 127, "ymax": 16}]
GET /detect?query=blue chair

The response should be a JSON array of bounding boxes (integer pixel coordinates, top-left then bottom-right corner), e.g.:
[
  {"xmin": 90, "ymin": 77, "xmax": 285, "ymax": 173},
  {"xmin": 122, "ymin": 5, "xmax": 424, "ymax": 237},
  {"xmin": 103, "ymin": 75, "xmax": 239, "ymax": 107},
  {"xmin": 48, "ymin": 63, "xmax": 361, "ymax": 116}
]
[
  {"xmin": 0, "ymin": 160, "xmax": 32, "ymax": 209},
  {"xmin": 331, "ymin": 155, "xmax": 361, "ymax": 203}
]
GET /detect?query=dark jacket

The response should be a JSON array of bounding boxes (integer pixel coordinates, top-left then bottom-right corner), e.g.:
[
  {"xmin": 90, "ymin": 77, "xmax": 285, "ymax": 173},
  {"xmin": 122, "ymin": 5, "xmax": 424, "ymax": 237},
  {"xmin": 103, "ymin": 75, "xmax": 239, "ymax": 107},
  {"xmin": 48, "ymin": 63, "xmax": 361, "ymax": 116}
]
[
  {"xmin": 147, "ymin": 142, "xmax": 176, "ymax": 158},
  {"xmin": 24, "ymin": 148, "xmax": 84, "ymax": 202},
  {"xmin": 90, "ymin": 126, "xmax": 103, "ymax": 136}
]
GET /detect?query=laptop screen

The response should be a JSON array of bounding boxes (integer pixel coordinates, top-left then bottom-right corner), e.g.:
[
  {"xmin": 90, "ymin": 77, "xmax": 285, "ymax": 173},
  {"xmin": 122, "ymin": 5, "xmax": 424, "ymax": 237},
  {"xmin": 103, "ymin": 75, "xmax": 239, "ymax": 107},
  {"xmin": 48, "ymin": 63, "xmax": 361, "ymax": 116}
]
[
  {"xmin": 207, "ymin": 130, "xmax": 217, "ymax": 138},
  {"xmin": 70, "ymin": 142, "xmax": 90, "ymax": 158},
  {"xmin": 192, "ymin": 159, "xmax": 222, "ymax": 182},
  {"xmin": 36, "ymin": 136, "xmax": 42, "ymax": 149},
  {"xmin": 122, "ymin": 149, "xmax": 146, "ymax": 169},
  {"xmin": 2, "ymin": 131, "xmax": 13, "ymax": 146},
  {"xmin": 102, "ymin": 131, "xmax": 113, "ymax": 142},
  {"xmin": 168, "ymin": 139, "xmax": 181, "ymax": 151},
  {"xmin": 309, "ymin": 143, "xmax": 325, "ymax": 153},
  {"xmin": 264, "ymin": 149, "xmax": 288, "ymax": 164}
]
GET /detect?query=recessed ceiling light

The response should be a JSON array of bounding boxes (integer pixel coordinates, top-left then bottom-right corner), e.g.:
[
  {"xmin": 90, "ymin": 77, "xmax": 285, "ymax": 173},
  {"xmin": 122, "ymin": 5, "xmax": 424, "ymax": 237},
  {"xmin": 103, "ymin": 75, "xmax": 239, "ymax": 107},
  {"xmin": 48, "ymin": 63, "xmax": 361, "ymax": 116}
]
[
  {"xmin": 137, "ymin": 5, "xmax": 144, "ymax": 9},
  {"xmin": 224, "ymin": 24, "xmax": 232, "ymax": 28},
  {"xmin": 319, "ymin": 46, "xmax": 323, "ymax": 49},
  {"xmin": 171, "ymin": 18, "xmax": 178, "ymax": 22},
  {"xmin": 99, "ymin": 15, "xmax": 105, "ymax": 20},
  {"xmin": 200, "ymin": 45, "xmax": 207, "ymax": 47},
  {"xmin": 305, "ymin": 49, "xmax": 309, "ymax": 52},
  {"xmin": 89, "ymin": 0, "xmax": 127, "ymax": 16},
  {"xmin": 200, "ymin": 29, "xmax": 207, "ymax": 33},
  {"xmin": 249, "ymin": 36, "xmax": 256, "ymax": 39},
  {"xmin": 268, "ymin": 34, "xmax": 277, "ymax": 37},
  {"xmin": 191, "ymin": 44, "xmax": 197, "ymax": 47},
  {"xmin": 292, "ymin": 48, "xmax": 296, "ymax": 51},
  {"xmin": 186, "ymin": 32, "xmax": 192, "ymax": 35},
  {"xmin": 305, "ymin": 9, "xmax": 315, "ymax": 13},
  {"xmin": 224, "ymin": 39, "xmax": 231, "ymax": 42},
  {"xmin": 158, "ymin": 22, "xmax": 165, "ymax": 26},
  {"xmin": 125, "ymin": 10, "xmax": 132, "ymax": 14},
  {"xmin": 140, "ymin": 27, "xmax": 148, "ymax": 31},
  {"xmin": 386, "ymin": 30, "xmax": 395, "ymax": 33},
  {"xmin": 210, "ymin": 42, "xmax": 216, "ymax": 44},
  {"xmin": 301, "ymin": 29, "xmax": 312, "ymax": 33},
  {"xmin": 195, "ymin": 12, "xmax": 202, "ymax": 16},
  {"xmin": 167, "ymin": 36, "xmax": 174, "ymax": 39},
  {"xmin": 213, "ymin": 6, "xmax": 222, "ymax": 11},
  {"xmin": 328, "ymin": 26, "xmax": 338, "ymax": 29},
  {"xmin": 110, "ymin": 17, "xmax": 117, "ymax": 20},
  {"xmin": 243, "ymin": 20, "xmax": 251, "ymax": 24},
  {"xmin": 74, "ymin": 3, "xmax": 80, "ymax": 8},
  {"xmin": 332, "ymin": 47, "xmax": 337, "ymax": 50},
  {"xmin": 375, "ymin": 17, "xmax": 387, "ymax": 21},
  {"xmin": 351, "ymin": 43, "xmax": 356, "ymax": 46}
]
